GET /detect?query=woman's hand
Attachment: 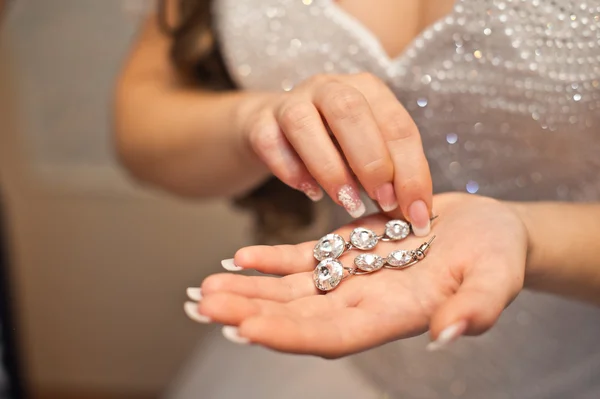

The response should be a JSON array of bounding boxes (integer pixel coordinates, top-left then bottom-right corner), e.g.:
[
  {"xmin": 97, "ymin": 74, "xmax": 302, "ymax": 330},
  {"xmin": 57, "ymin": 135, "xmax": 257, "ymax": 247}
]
[
  {"xmin": 236, "ymin": 73, "xmax": 433, "ymax": 234},
  {"xmin": 185, "ymin": 193, "xmax": 529, "ymax": 358}
]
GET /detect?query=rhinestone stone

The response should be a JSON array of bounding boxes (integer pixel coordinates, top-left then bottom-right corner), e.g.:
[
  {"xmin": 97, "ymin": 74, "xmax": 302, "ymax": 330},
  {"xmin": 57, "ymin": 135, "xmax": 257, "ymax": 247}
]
[
  {"xmin": 313, "ymin": 259, "xmax": 344, "ymax": 291},
  {"xmin": 385, "ymin": 220, "xmax": 411, "ymax": 240},
  {"xmin": 354, "ymin": 253, "xmax": 385, "ymax": 272},
  {"xmin": 313, "ymin": 234, "xmax": 346, "ymax": 261},
  {"xmin": 349, "ymin": 227, "xmax": 379, "ymax": 250},
  {"xmin": 387, "ymin": 250, "xmax": 415, "ymax": 268}
]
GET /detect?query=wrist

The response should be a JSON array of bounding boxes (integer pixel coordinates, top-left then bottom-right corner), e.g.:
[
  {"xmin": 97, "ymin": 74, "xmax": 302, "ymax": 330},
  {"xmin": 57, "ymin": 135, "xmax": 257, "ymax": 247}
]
[
  {"xmin": 506, "ymin": 201, "xmax": 544, "ymax": 289},
  {"xmin": 231, "ymin": 91, "xmax": 279, "ymax": 170}
]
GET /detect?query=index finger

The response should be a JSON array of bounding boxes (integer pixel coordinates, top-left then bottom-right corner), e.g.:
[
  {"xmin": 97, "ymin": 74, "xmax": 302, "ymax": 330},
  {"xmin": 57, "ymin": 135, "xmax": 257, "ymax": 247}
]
[
  {"xmin": 347, "ymin": 75, "xmax": 434, "ymax": 236},
  {"xmin": 229, "ymin": 215, "xmax": 392, "ymax": 275}
]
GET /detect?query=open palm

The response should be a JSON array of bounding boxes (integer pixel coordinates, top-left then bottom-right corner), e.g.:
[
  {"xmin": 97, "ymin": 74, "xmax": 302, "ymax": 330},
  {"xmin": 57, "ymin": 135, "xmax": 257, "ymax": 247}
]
[{"xmin": 191, "ymin": 193, "xmax": 528, "ymax": 358}]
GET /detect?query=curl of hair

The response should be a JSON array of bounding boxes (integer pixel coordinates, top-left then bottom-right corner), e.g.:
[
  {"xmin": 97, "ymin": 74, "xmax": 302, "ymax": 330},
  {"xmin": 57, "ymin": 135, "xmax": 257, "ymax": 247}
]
[{"xmin": 156, "ymin": 0, "xmax": 324, "ymax": 244}]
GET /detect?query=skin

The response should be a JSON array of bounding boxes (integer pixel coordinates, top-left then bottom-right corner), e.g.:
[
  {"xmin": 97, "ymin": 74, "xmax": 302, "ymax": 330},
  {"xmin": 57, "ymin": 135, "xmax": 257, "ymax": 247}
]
[
  {"xmin": 114, "ymin": 0, "xmax": 451, "ymax": 225},
  {"xmin": 242, "ymin": 73, "xmax": 433, "ymax": 218},
  {"xmin": 195, "ymin": 193, "xmax": 600, "ymax": 357},
  {"xmin": 198, "ymin": 193, "xmax": 525, "ymax": 357},
  {"xmin": 116, "ymin": 0, "xmax": 600, "ymax": 355}
]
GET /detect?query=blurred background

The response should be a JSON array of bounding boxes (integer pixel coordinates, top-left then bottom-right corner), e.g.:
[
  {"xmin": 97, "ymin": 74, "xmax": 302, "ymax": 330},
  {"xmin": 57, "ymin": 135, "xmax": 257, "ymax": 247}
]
[{"xmin": 0, "ymin": 0, "xmax": 254, "ymax": 397}]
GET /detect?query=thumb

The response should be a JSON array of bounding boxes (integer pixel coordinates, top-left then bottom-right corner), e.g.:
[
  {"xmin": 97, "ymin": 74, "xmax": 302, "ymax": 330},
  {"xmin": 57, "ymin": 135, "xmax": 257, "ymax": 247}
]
[{"xmin": 427, "ymin": 263, "xmax": 523, "ymax": 351}]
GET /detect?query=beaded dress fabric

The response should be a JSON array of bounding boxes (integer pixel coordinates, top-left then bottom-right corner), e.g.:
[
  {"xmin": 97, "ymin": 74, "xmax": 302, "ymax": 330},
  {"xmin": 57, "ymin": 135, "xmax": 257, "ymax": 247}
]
[{"xmin": 214, "ymin": 0, "xmax": 600, "ymax": 397}]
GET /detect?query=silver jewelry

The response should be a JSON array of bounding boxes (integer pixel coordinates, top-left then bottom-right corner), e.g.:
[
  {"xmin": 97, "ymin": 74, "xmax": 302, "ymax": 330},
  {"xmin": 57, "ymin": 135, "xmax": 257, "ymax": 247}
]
[
  {"xmin": 313, "ymin": 236, "xmax": 436, "ymax": 292},
  {"xmin": 313, "ymin": 216, "xmax": 438, "ymax": 262}
]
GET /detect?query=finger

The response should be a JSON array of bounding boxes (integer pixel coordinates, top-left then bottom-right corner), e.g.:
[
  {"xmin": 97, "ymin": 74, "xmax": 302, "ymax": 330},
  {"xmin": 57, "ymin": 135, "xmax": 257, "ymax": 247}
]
[
  {"xmin": 232, "ymin": 242, "xmax": 317, "ymax": 275},
  {"xmin": 372, "ymin": 106, "xmax": 432, "ymax": 234},
  {"xmin": 236, "ymin": 307, "xmax": 405, "ymax": 358},
  {"xmin": 312, "ymin": 81, "xmax": 396, "ymax": 212},
  {"xmin": 229, "ymin": 215, "xmax": 392, "ymax": 275},
  {"xmin": 198, "ymin": 292, "xmax": 287, "ymax": 326},
  {"xmin": 201, "ymin": 272, "xmax": 318, "ymax": 301},
  {"xmin": 200, "ymin": 292, "xmax": 343, "ymax": 326},
  {"xmin": 248, "ymin": 111, "xmax": 323, "ymax": 201},
  {"xmin": 348, "ymin": 74, "xmax": 433, "ymax": 235},
  {"xmin": 276, "ymin": 99, "xmax": 365, "ymax": 218},
  {"xmin": 428, "ymin": 262, "xmax": 523, "ymax": 350}
]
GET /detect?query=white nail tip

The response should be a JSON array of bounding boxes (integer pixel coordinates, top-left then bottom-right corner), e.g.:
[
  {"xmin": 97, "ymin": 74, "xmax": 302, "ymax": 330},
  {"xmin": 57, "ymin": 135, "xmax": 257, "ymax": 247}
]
[
  {"xmin": 426, "ymin": 322, "xmax": 465, "ymax": 352},
  {"xmin": 299, "ymin": 183, "xmax": 324, "ymax": 202},
  {"xmin": 221, "ymin": 258, "xmax": 243, "ymax": 271},
  {"xmin": 426, "ymin": 341, "xmax": 444, "ymax": 352},
  {"xmin": 183, "ymin": 301, "xmax": 210, "ymax": 324},
  {"xmin": 337, "ymin": 186, "xmax": 365, "ymax": 219},
  {"xmin": 222, "ymin": 326, "xmax": 250, "ymax": 345},
  {"xmin": 186, "ymin": 287, "xmax": 202, "ymax": 301},
  {"xmin": 411, "ymin": 221, "xmax": 431, "ymax": 237},
  {"xmin": 380, "ymin": 202, "xmax": 399, "ymax": 213},
  {"xmin": 348, "ymin": 202, "xmax": 366, "ymax": 219},
  {"xmin": 306, "ymin": 190, "xmax": 324, "ymax": 202}
]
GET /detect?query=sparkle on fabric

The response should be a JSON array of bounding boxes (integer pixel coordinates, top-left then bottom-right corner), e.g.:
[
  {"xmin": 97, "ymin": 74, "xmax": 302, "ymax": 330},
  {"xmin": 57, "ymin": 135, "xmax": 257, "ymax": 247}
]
[
  {"xmin": 214, "ymin": 0, "xmax": 600, "ymax": 199},
  {"xmin": 212, "ymin": 0, "xmax": 600, "ymax": 396}
]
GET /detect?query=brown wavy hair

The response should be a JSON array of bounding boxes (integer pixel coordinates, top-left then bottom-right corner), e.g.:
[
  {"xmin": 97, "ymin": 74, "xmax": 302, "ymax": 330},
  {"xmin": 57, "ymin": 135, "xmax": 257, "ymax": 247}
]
[{"xmin": 156, "ymin": 0, "xmax": 330, "ymax": 244}]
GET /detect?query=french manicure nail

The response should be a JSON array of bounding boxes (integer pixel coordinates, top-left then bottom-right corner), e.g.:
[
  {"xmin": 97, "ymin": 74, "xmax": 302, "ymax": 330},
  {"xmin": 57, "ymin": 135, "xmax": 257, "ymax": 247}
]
[
  {"xmin": 222, "ymin": 326, "xmax": 250, "ymax": 345},
  {"xmin": 337, "ymin": 185, "xmax": 365, "ymax": 218},
  {"xmin": 408, "ymin": 200, "xmax": 431, "ymax": 237},
  {"xmin": 186, "ymin": 287, "xmax": 202, "ymax": 302},
  {"xmin": 299, "ymin": 182, "xmax": 324, "ymax": 202},
  {"xmin": 221, "ymin": 258, "xmax": 243, "ymax": 271},
  {"xmin": 426, "ymin": 320, "xmax": 467, "ymax": 352},
  {"xmin": 183, "ymin": 301, "xmax": 211, "ymax": 324},
  {"xmin": 374, "ymin": 183, "xmax": 398, "ymax": 212}
]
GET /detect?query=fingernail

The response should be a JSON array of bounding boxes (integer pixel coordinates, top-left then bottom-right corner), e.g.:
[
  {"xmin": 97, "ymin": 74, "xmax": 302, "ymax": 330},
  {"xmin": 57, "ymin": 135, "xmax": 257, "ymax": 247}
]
[
  {"xmin": 374, "ymin": 183, "xmax": 398, "ymax": 212},
  {"xmin": 221, "ymin": 258, "xmax": 243, "ymax": 271},
  {"xmin": 299, "ymin": 182, "xmax": 324, "ymax": 202},
  {"xmin": 337, "ymin": 185, "xmax": 365, "ymax": 218},
  {"xmin": 183, "ymin": 301, "xmax": 211, "ymax": 324},
  {"xmin": 186, "ymin": 287, "xmax": 202, "ymax": 301},
  {"xmin": 408, "ymin": 200, "xmax": 431, "ymax": 237},
  {"xmin": 426, "ymin": 320, "xmax": 467, "ymax": 352},
  {"xmin": 222, "ymin": 326, "xmax": 250, "ymax": 345}
]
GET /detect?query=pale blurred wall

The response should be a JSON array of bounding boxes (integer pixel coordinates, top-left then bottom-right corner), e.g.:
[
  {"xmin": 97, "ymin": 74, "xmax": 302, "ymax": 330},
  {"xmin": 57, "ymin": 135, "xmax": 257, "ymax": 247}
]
[{"xmin": 0, "ymin": 1, "xmax": 251, "ymax": 396}]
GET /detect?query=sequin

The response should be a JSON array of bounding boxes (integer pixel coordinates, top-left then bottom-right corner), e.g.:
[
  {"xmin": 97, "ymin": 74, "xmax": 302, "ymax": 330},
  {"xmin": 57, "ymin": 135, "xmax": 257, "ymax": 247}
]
[
  {"xmin": 449, "ymin": 161, "xmax": 461, "ymax": 174},
  {"xmin": 214, "ymin": 0, "xmax": 600, "ymax": 200},
  {"xmin": 466, "ymin": 181, "xmax": 479, "ymax": 194},
  {"xmin": 446, "ymin": 133, "xmax": 458, "ymax": 144}
]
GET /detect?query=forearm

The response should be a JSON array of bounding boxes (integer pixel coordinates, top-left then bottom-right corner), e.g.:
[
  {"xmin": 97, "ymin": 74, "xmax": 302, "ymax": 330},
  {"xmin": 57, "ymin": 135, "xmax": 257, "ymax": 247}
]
[
  {"xmin": 114, "ymin": 12, "xmax": 271, "ymax": 198},
  {"xmin": 115, "ymin": 82, "xmax": 270, "ymax": 197},
  {"xmin": 511, "ymin": 201, "xmax": 600, "ymax": 304}
]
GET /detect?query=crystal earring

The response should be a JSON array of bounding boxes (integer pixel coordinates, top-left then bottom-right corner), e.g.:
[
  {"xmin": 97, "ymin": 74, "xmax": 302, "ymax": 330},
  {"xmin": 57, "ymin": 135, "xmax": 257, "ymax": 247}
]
[
  {"xmin": 313, "ymin": 216, "xmax": 437, "ymax": 261},
  {"xmin": 313, "ymin": 236, "xmax": 436, "ymax": 292}
]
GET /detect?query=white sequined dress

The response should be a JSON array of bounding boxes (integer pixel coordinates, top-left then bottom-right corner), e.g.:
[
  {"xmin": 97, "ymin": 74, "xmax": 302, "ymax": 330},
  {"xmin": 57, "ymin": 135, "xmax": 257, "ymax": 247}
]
[{"xmin": 212, "ymin": 1, "xmax": 600, "ymax": 397}]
